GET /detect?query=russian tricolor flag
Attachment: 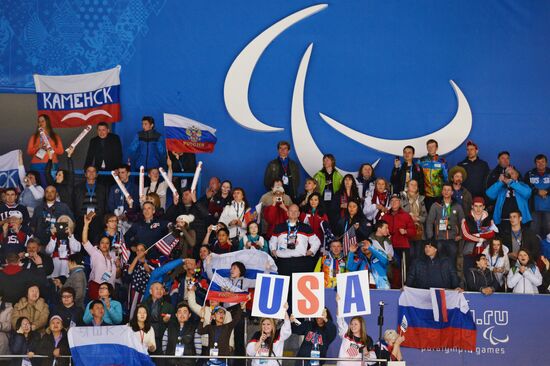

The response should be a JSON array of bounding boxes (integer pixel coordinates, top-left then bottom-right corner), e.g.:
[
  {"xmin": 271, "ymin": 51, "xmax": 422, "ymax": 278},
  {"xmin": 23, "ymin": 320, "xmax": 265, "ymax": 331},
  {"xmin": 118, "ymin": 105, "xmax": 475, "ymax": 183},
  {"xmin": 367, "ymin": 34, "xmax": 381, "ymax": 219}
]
[
  {"xmin": 398, "ymin": 287, "xmax": 476, "ymax": 351},
  {"xmin": 206, "ymin": 271, "xmax": 251, "ymax": 303},
  {"xmin": 34, "ymin": 66, "xmax": 121, "ymax": 128},
  {"xmin": 164, "ymin": 113, "xmax": 217, "ymax": 153}
]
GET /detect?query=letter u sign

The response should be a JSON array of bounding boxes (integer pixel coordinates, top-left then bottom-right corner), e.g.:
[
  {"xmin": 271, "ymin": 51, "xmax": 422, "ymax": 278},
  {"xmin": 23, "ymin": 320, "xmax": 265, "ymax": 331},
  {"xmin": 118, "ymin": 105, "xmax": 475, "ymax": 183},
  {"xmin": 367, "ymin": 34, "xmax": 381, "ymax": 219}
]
[{"xmin": 252, "ymin": 274, "xmax": 290, "ymax": 319}]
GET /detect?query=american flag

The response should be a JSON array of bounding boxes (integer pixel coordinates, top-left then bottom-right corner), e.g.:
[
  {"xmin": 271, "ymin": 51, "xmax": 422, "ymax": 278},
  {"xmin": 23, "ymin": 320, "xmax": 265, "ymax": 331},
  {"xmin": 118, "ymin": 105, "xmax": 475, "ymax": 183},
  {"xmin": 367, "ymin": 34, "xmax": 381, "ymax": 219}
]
[
  {"xmin": 153, "ymin": 232, "xmax": 180, "ymax": 256},
  {"xmin": 119, "ymin": 231, "xmax": 130, "ymax": 264},
  {"xmin": 342, "ymin": 225, "xmax": 357, "ymax": 256},
  {"xmin": 346, "ymin": 343, "xmax": 360, "ymax": 357}
]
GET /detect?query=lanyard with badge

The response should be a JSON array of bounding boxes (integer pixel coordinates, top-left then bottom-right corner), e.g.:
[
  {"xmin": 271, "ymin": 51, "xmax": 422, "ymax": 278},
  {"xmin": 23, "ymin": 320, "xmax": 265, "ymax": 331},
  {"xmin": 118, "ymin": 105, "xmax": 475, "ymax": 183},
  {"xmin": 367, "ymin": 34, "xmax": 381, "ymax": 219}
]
[
  {"xmin": 439, "ymin": 204, "xmax": 451, "ymax": 231},
  {"xmin": 86, "ymin": 182, "xmax": 97, "ymax": 214},
  {"xmin": 286, "ymin": 222, "xmax": 298, "ymax": 250},
  {"xmin": 175, "ymin": 326, "xmax": 186, "ymax": 356}
]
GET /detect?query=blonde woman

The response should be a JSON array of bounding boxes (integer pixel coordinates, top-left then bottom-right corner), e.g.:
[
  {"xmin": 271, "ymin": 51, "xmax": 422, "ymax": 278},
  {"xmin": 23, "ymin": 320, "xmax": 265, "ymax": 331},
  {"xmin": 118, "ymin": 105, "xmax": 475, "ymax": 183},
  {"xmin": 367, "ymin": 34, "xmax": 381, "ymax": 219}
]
[{"xmin": 45, "ymin": 215, "xmax": 81, "ymax": 278}]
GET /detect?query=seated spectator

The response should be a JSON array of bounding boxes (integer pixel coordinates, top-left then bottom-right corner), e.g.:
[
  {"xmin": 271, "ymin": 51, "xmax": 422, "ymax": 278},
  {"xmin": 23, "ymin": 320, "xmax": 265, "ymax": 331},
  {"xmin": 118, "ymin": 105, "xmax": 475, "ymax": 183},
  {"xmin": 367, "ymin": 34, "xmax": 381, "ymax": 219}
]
[
  {"xmin": 83, "ymin": 282, "xmax": 123, "ymax": 325},
  {"xmin": 50, "ymin": 287, "xmax": 84, "ymax": 328},
  {"xmin": 363, "ymin": 178, "xmax": 391, "ymax": 225},
  {"xmin": 128, "ymin": 116, "xmax": 166, "ymax": 171},
  {"xmin": 45, "ymin": 215, "xmax": 81, "ymax": 279},
  {"xmin": 246, "ymin": 307, "xmax": 292, "ymax": 366},
  {"xmin": 335, "ymin": 199, "xmax": 371, "ymax": 243},
  {"xmin": 82, "ymin": 213, "xmax": 120, "ymax": 299},
  {"xmin": 0, "ymin": 252, "xmax": 47, "ymax": 305},
  {"xmin": 482, "ymin": 238, "xmax": 510, "ymax": 291},
  {"xmin": 0, "ymin": 187, "xmax": 30, "ymax": 227},
  {"xmin": 507, "ymin": 249, "xmax": 542, "ymax": 294},
  {"xmin": 204, "ymin": 227, "xmax": 233, "ymax": 254},
  {"xmin": 263, "ymin": 186, "xmax": 290, "ymax": 239},
  {"xmin": 31, "ymin": 185, "xmax": 73, "ymax": 246},
  {"xmin": 300, "ymin": 193, "xmax": 331, "ymax": 250},
  {"xmin": 126, "ymin": 243, "xmax": 154, "ymax": 318},
  {"xmin": 162, "ymin": 302, "xmax": 197, "ymax": 364},
  {"xmin": 19, "ymin": 171, "xmax": 44, "ymax": 217},
  {"xmin": 21, "ymin": 238, "xmax": 54, "ymax": 278},
  {"xmin": 219, "ymin": 188, "xmax": 252, "ymax": 242},
  {"xmin": 9, "ymin": 317, "xmax": 40, "ymax": 365},
  {"xmin": 269, "ymin": 204, "xmax": 321, "ymax": 274},
  {"xmin": 461, "ymin": 197, "xmax": 496, "ymax": 271},
  {"xmin": 129, "ymin": 304, "xmax": 156, "ymax": 354},
  {"xmin": 11, "ymin": 285, "xmax": 49, "ymax": 333},
  {"xmin": 465, "ymin": 254, "xmax": 500, "ymax": 295},
  {"xmin": 425, "ymin": 183, "xmax": 464, "ymax": 268},
  {"xmin": 406, "ymin": 241, "xmax": 461, "ymax": 290},
  {"xmin": 502, "ymin": 211, "xmax": 541, "ymax": 264},
  {"xmin": 315, "ymin": 240, "xmax": 347, "ymax": 288},
  {"xmin": 399, "ymin": 179, "xmax": 428, "ymax": 260},
  {"xmin": 0, "ymin": 211, "xmax": 31, "ymax": 260},
  {"xmin": 347, "ymin": 239, "xmax": 390, "ymax": 289},
  {"xmin": 486, "ymin": 166, "xmax": 532, "ymax": 232},
  {"xmin": 34, "ymin": 315, "xmax": 70, "ymax": 366},
  {"xmin": 142, "ymin": 282, "xmax": 175, "ymax": 357},
  {"xmin": 239, "ymin": 222, "xmax": 268, "ymax": 252},
  {"xmin": 390, "ymin": 145, "xmax": 423, "ymax": 196},
  {"xmin": 291, "ymin": 308, "xmax": 337, "ymax": 366},
  {"xmin": 0, "ymin": 298, "xmax": 12, "ymax": 357},
  {"xmin": 85, "ymin": 300, "xmax": 107, "ymax": 326},
  {"xmin": 449, "ymin": 166, "xmax": 473, "ymax": 214},
  {"xmin": 61, "ymin": 254, "xmax": 87, "ymax": 308}
]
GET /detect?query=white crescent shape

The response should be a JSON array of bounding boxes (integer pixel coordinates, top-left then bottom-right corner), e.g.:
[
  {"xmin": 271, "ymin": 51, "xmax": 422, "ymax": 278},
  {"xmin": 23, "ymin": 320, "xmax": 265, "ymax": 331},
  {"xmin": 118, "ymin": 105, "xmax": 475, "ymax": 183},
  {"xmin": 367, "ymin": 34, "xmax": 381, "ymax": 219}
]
[
  {"xmin": 224, "ymin": 4, "xmax": 328, "ymax": 132},
  {"xmin": 319, "ymin": 80, "xmax": 472, "ymax": 156},
  {"xmin": 61, "ymin": 109, "xmax": 112, "ymax": 122},
  {"xmin": 291, "ymin": 44, "xmax": 380, "ymax": 178}
]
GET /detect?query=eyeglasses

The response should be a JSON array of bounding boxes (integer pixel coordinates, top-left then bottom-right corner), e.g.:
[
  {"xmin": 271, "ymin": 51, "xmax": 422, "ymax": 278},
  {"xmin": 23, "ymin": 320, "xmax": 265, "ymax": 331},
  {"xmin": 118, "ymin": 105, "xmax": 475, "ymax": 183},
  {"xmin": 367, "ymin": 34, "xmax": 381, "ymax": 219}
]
[{"xmin": 62, "ymin": 295, "xmax": 73, "ymax": 298}]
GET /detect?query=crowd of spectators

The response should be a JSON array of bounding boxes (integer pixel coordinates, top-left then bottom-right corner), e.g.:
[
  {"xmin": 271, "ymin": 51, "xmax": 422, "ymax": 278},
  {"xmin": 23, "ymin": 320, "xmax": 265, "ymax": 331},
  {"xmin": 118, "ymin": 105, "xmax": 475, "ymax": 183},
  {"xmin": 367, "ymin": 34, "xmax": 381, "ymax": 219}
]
[{"xmin": 0, "ymin": 115, "xmax": 548, "ymax": 364}]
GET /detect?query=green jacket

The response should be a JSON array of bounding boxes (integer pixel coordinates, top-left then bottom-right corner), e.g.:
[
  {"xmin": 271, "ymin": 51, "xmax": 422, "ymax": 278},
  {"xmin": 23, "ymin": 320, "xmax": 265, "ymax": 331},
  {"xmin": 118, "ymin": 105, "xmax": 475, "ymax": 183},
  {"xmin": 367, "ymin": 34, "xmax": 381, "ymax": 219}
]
[{"xmin": 314, "ymin": 169, "xmax": 344, "ymax": 194}]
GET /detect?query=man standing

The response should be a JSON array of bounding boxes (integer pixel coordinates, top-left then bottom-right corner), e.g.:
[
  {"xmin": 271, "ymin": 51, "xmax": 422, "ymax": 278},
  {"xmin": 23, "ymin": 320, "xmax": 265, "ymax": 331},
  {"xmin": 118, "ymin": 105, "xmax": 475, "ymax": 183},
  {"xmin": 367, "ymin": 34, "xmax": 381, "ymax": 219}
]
[
  {"xmin": 391, "ymin": 145, "xmax": 424, "ymax": 195},
  {"xmin": 457, "ymin": 140, "xmax": 490, "ymax": 199},
  {"xmin": 107, "ymin": 165, "xmax": 139, "ymax": 232},
  {"xmin": 264, "ymin": 141, "xmax": 300, "ymax": 202},
  {"xmin": 501, "ymin": 211, "xmax": 540, "ymax": 264},
  {"xmin": 524, "ymin": 154, "xmax": 550, "ymax": 237},
  {"xmin": 128, "ymin": 116, "xmax": 166, "ymax": 170},
  {"xmin": 449, "ymin": 166, "xmax": 473, "ymax": 214},
  {"xmin": 73, "ymin": 165, "xmax": 107, "ymax": 240},
  {"xmin": 426, "ymin": 183, "xmax": 464, "ymax": 268},
  {"xmin": 406, "ymin": 241, "xmax": 461, "ymax": 290},
  {"xmin": 0, "ymin": 187, "xmax": 30, "ymax": 227},
  {"xmin": 418, "ymin": 139, "xmax": 448, "ymax": 211},
  {"xmin": 84, "ymin": 122, "xmax": 122, "ymax": 173},
  {"xmin": 486, "ymin": 151, "xmax": 514, "ymax": 192},
  {"xmin": 31, "ymin": 186, "xmax": 73, "ymax": 246}
]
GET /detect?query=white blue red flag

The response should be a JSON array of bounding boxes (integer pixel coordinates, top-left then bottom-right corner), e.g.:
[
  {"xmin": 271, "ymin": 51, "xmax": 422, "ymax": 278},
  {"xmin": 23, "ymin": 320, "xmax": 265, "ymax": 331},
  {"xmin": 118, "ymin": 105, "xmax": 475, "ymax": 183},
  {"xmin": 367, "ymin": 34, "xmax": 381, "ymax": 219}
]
[
  {"xmin": 398, "ymin": 286, "xmax": 476, "ymax": 351},
  {"xmin": 33, "ymin": 66, "xmax": 121, "ymax": 128},
  {"xmin": 0, "ymin": 150, "xmax": 24, "ymax": 189},
  {"xmin": 164, "ymin": 113, "xmax": 217, "ymax": 153},
  {"xmin": 205, "ymin": 271, "xmax": 250, "ymax": 303},
  {"xmin": 68, "ymin": 325, "xmax": 154, "ymax": 366}
]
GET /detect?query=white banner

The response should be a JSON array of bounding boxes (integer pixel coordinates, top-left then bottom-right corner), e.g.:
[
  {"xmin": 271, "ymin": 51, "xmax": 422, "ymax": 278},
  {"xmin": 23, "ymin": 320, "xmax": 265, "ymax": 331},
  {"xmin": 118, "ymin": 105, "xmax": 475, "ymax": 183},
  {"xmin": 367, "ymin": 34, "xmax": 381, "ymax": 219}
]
[
  {"xmin": 336, "ymin": 270, "xmax": 371, "ymax": 317},
  {"xmin": 252, "ymin": 274, "xmax": 289, "ymax": 319},
  {"xmin": 0, "ymin": 150, "xmax": 23, "ymax": 188},
  {"xmin": 292, "ymin": 272, "xmax": 324, "ymax": 318}
]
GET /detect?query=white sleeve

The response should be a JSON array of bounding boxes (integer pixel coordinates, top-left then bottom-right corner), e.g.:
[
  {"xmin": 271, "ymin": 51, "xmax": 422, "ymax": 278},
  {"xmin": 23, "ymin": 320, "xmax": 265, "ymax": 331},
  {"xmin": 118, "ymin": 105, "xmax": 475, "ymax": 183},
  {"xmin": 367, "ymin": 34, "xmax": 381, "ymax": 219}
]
[
  {"xmin": 219, "ymin": 206, "xmax": 233, "ymax": 226},
  {"xmin": 308, "ymin": 234, "xmax": 322, "ymax": 255},
  {"xmin": 68, "ymin": 235, "xmax": 82, "ymax": 253},
  {"xmin": 523, "ymin": 267, "xmax": 543, "ymax": 287},
  {"xmin": 506, "ymin": 269, "xmax": 521, "ymax": 289},
  {"xmin": 45, "ymin": 238, "xmax": 56, "ymax": 255},
  {"xmin": 337, "ymin": 316, "xmax": 348, "ymax": 337},
  {"xmin": 280, "ymin": 317, "xmax": 292, "ymax": 341},
  {"xmin": 29, "ymin": 185, "xmax": 44, "ymax": 200}
]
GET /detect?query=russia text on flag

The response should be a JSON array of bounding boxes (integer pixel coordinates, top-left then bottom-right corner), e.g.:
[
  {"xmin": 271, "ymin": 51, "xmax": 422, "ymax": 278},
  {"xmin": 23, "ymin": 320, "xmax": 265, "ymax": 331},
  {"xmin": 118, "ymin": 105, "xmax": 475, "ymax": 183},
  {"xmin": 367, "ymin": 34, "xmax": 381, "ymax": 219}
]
[{"xmin": 164, "ymin": 113, "xmax": 217, "ymax": 153}]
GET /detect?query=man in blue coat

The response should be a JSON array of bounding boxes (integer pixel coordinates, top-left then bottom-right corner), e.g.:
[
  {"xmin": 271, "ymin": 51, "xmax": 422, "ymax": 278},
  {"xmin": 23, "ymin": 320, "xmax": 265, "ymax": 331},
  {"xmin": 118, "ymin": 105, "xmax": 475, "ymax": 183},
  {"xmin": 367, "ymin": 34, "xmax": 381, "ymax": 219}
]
[{"xmin": 128, "ymin": 116, "xmax": 166, "ymax": 170}]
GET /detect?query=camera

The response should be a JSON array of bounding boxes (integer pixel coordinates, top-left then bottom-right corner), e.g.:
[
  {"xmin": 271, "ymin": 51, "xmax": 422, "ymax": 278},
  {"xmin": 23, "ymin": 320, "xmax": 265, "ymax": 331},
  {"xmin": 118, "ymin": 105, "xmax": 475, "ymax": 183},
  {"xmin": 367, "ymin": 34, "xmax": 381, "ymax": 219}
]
[
  {"xmin": 211, "ymin": 225, "xmax": 218, "ymax": 231},
  {"xmin": 503, "ymin": 172, "xmax": 511, "ymax": 179},
  {"xmin": 55, "ymin": 222, "xmax": 69, "ymax": 239},
  {"xmin": 276, "ymin": 196, "xmax": 283, "ymax": 202}
]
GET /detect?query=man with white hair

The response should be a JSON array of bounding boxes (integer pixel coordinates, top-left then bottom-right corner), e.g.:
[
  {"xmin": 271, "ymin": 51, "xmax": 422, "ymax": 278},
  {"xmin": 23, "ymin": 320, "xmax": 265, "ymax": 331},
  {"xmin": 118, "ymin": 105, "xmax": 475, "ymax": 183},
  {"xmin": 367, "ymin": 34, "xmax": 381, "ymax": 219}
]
[{"xmin": 0, "ymin": 211, "xmax": 30, "ymax": 260}]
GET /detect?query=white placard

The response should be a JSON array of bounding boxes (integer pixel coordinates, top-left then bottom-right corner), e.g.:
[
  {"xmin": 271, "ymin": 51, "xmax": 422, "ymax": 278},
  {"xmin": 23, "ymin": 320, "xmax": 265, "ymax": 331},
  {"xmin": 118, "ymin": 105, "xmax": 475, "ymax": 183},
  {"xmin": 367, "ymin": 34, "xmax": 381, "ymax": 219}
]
[
  {"xmin": 292, "ymin": 272, "xmax": 324, "ymax": 318},
  {"xmin": 252, "ymin": 274, "xmax": 289, "ymax": 320},
  {"xmin": 336, "ymin": 270, "xmax": 371, "ymax": 317}
]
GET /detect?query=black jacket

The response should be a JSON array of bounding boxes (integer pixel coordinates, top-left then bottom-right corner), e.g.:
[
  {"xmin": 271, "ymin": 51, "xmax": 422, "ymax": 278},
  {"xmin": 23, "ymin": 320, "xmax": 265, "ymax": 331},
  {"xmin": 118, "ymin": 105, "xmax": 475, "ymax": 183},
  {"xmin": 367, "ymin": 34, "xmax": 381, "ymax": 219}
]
[
  {"xmin": 407, "ymin": 254, "xmax": 460, "ymax": 289},
  {"xmin": 457, "ymin": 157, "xmax": 490, "ymax": 198},
  {"xmin": 264, "ymin": 157, "xmax": 301, "ymax": 200},
  {"xmin": 9, "ymin": 331, "xmax": 40, "ymax": 366},
  {"xmin": 34, "ymin": 331, "xmax": 70, "ymax": 366},
  {"xmin": 0, "ymin": 265, "xmax": 48, "ymax": 304},
  {"xmin": 85, "ymin": 133, "xmax": 123, "ymax": 171},
  {"xmin": 164, "ymin": 321, "xmax": 198, "ymax": 366},
  {"xmin": 501, "ymin": 227, "xmax": 541, "ymax": 260},
  {"xmin": 45, "ymin": 158, "xmax": 74, "ymax": 209},
  {"xmin": 50, "ymin": 304, "xmax": 85, "ymax": 328},
  {"xmin": 165, "ymin": 201, "xmax": 209, "ymax": 244},
  {"xmin": 465, "ymin": 267, "xmax": 500, "ymax": 292},
  {"xmin": 292, "ymin": 319, "xmax": 337, "ymax": 366},
  {"xmin": 390, "ymin": 163, "xmax": 425, "ymax": 195},
  {"xmin": 72, "ymin": 181, "xmax": 107, "ymax": 218}
]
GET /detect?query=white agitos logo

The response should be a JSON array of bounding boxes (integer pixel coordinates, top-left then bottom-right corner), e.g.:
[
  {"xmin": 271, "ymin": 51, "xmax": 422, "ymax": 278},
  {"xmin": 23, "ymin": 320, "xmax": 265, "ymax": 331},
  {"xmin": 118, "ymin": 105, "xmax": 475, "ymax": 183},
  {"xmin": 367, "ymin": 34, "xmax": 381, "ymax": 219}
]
[{"xmin": 224, "ymin": 4, "xmax": 472, "ymax": 177}]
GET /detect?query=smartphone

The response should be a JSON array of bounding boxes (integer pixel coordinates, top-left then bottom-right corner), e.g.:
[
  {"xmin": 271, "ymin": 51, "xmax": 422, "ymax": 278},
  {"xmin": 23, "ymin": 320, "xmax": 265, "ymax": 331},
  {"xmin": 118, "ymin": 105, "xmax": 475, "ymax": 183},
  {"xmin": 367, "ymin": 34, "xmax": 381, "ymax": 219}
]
[{"xmin": 55, "ymin": 222, "xmax": 68, "ymax": 239}]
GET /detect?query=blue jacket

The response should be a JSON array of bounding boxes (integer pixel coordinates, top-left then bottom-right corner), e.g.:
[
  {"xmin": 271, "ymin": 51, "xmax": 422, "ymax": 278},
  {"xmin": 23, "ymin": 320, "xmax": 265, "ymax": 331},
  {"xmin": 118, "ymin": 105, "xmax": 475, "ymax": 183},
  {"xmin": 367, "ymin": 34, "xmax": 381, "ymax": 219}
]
[
  {"xmin": 107, "ymin": 180, "xmax": 139, "ymax": 213},
  {"xmin": 346, "ymin": 244, "xmax": 390, "ymax": 289},
  {"xmin": 82, "ymin": 298, "xmax": 123, "ymax": 325},
  {"xmin": 128, "ymin": 129, "xmax": 166, "ymax": 170},
  {"xmin": 486, "ymin": 180, "xmax": 532, "ymax": 224},
  {"xmin": 143, "ymin": 258, "xmax": 184, "ymax": 301},
  {"xmin": 524, "ymin": 168, "xmax": 550, "ymax": 212}
]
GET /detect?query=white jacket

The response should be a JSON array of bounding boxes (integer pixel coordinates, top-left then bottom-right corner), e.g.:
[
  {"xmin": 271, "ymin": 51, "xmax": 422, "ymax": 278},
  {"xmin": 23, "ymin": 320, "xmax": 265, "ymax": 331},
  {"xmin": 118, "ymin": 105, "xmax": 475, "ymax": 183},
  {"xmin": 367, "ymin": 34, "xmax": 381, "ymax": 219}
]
[
  {"xmin": 45, "ymin": 235, "xmax": 82, "ymax": 278},
  {"xmin": 482, "ymin": 246, "xmax": 510, "ymax": 286},
  {"xmin": 507, "ymin": 265, "xmax": 542, "ymax": 294},
  {"xmin": 246, "ymin": 318, "xmax": 292, "ymax": 366},
  {"xmin": 219, "ymin": 201, "xmax": 248, "ymax": 239},
  {"xmin": 337, "ymin": 316, "xmax": 376, "ymax": 366}
]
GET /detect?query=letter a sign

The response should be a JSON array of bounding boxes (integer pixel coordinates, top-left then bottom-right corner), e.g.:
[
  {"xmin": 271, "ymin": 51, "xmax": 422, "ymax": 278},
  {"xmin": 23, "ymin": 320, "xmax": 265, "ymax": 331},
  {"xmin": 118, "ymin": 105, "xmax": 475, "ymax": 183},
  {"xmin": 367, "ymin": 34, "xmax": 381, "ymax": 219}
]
[{"xmin": 336, "ymin": 271, "xmax": 371, "ymax": 317}]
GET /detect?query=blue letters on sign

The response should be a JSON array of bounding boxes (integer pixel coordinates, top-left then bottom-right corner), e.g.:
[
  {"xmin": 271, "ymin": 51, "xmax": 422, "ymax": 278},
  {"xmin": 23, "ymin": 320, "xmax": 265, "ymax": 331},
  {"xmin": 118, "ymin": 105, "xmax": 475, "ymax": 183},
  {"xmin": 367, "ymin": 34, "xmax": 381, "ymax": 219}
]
[
  {"xmin": 344, "ymin": 275, "xmax": 365, "ymax": 314},
  {"xmin": 258, "ymin": 277, "xmax": 285, "ymax": 315}
]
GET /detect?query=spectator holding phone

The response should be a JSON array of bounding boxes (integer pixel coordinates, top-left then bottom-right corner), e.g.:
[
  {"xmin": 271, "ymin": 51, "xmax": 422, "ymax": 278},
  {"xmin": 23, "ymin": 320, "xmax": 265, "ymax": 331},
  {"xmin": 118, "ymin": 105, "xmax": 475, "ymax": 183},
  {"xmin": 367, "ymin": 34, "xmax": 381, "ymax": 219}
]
[{"xmin": 45, "ymin": 215, "xmax": 81, "ymax": 279}]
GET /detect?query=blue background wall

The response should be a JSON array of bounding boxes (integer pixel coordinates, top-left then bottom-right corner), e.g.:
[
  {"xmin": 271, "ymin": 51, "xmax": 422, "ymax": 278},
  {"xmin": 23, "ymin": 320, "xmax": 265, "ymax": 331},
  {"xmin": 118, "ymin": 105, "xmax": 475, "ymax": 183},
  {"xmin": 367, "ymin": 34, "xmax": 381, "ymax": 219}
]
[{"xmin": 1, "ymin": 0, "xmax": 549, "ymax": 200}]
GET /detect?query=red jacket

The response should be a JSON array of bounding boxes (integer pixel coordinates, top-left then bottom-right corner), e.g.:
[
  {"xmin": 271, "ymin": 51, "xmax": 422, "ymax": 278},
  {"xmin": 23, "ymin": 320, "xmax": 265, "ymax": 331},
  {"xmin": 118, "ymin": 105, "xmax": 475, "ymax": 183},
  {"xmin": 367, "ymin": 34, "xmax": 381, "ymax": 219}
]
[
  {"xmin": 263, "ymin": 204, "xmax": 288, "ymax": 239},
  {"xmin": 299, "ymin": 211, "xmax": 329, "ymax": 244},
  {"xmin": 381, "ymin": 208, "xmax": 416, "ymax": 249}
]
